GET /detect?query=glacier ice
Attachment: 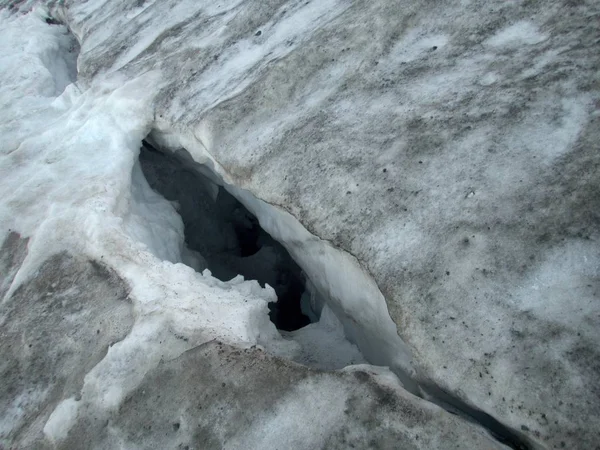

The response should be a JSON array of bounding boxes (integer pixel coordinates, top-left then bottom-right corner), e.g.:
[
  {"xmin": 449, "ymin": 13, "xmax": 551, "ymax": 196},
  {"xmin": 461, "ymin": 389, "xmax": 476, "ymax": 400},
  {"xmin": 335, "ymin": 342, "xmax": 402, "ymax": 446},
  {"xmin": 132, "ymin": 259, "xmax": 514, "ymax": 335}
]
[{"xmin": 1, "ymin": 0, "xmax": 599, "ymax": 449}]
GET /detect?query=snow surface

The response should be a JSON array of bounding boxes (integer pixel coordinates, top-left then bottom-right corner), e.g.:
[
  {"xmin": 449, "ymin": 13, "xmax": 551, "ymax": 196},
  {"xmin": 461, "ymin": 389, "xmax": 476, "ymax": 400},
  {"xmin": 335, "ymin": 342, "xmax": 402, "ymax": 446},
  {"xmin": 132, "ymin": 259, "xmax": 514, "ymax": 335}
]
[
  {"xmin": 286, "ymin": 305, "xmax": 366, "ymax": 370},
  {"xmin": 0, "ymin": 7, "xmax": 406, "ymax": 446},
  {"xmin": 484, "ymin": 21, "xmax": 547, "ymax": 48},
  {"xmin": 43, "ymin": 397, "xmax": 79, "ymax": 442},
  {"xmin": 1, "ymin": 0, "xmax": 599, "ymax": 448}
]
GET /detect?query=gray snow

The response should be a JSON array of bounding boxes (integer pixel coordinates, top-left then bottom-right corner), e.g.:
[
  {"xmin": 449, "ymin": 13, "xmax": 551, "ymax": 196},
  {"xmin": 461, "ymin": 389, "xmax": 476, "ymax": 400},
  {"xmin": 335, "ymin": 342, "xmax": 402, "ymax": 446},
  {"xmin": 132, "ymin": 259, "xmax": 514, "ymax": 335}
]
[{"xmin": 1, "ymin": 0, "xmax": 599, "ymax": 448}]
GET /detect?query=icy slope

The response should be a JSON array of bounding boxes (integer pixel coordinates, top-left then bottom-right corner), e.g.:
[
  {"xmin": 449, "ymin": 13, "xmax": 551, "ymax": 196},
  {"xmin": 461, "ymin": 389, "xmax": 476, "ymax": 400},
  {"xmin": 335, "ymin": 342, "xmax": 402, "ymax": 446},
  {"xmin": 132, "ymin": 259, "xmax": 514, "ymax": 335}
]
[
  {"xmin": 54, "ymin": 0, "xmax": 600, "ymax": 447},
  {"xmin": 0, "ymin": 7, "xmax": 509, "ymax": 450},
  {"xmin": 0, "ymin": 0, "xmax": 599, "ymax": 448}
]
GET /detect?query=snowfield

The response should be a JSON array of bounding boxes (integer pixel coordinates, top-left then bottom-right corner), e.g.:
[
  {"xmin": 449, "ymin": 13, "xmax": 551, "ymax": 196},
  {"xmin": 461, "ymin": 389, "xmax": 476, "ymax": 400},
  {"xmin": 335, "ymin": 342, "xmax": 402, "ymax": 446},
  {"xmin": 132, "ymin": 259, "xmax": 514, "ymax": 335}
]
[{"xmin": 1, "ymin": 0, "xmax": 599, "ymax": 449}]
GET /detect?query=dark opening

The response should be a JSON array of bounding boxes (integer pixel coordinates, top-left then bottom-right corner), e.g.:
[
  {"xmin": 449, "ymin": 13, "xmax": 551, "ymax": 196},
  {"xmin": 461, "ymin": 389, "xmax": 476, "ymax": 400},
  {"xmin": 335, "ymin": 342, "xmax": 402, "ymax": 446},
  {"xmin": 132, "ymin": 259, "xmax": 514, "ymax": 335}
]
[{"xmin": 139, "ymin": 141, "xmax": 312, "ymax": 331}]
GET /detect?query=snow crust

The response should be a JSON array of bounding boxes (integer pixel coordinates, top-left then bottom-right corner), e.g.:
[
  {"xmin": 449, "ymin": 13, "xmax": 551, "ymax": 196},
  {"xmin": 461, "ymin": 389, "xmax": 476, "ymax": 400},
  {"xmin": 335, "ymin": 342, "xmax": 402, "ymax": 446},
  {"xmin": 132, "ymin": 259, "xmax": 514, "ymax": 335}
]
[
  {"xmin": 287, "ymin": 305, "xmax": 366, "ymax": 370},
  {"xmin": 484, "ymin": 21, "xmax": 547, "ymax": 48},
  {"xmin": 1, "ymin": 0, "xmax": 599, "ymax": 448},
  {"xmin": 43, "ymin": 397, "xmax": 79, "ymax": 442}
]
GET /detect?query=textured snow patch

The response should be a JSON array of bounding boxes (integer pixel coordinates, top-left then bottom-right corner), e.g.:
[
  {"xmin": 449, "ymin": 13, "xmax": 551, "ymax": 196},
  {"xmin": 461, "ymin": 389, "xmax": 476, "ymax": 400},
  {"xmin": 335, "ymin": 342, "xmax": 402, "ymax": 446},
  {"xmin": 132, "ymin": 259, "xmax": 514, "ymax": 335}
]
[
  {"xmin": 516, "ymin": 240, "xmax": 600, "ymax": 327},
  {"xmin": 478, "ymin": 71, "xmax": 499, "ymax": 86},
  {"xmin": 112, "ymin": 1, "xmax": 205, "ymax": 70},
  {"xmin": 43, "ymin": 397, "xmax": 79, "ymax": 442},
  {"xmin": 485, "ymin": 21, "xmax": 547, "ymax": 48},
  {"xmin": 224, "ymin": 375, "xmax": 348, "ymax": 450},
  {"xmin": 509, "ymin": 96, "xmax": 589, "ymax": 164},
  {"xmin": 0, "ymin": 6, "xmax": 77, "ymax": 97},
  {"xmin": 391, "ymin": 29, "xmax": 449, "ymax": 63},
  {"xmin": 286, "ymin": 305, "xmax": 366, "ymax": 370},
  {"xmin": 0, "ymin": 387, "xmax": 49, "ymax": 437},
  {"xmin": 165, "ymin": 0, "xmax": 350, "ymax": 113}
]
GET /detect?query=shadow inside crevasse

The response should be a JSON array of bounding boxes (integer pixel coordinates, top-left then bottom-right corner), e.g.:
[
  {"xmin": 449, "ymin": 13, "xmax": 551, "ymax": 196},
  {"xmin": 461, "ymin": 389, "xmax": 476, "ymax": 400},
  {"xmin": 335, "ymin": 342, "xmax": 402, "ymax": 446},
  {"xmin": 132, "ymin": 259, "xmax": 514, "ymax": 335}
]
[{"xmin": 138, "ymin": 141, "xmax": 312, "ymax": 331}]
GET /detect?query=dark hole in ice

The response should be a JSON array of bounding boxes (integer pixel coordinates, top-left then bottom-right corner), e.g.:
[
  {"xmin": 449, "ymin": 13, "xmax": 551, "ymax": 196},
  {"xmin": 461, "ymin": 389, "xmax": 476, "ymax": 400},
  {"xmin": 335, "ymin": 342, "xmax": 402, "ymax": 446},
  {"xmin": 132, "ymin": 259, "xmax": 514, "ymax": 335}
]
[
  {"xmin": 138, "ymin": 144, "xmax": 533, "ymax": 450},
  {"xmin": 139, "ymin": 141, "xmax": 312, "ymax": 331}
]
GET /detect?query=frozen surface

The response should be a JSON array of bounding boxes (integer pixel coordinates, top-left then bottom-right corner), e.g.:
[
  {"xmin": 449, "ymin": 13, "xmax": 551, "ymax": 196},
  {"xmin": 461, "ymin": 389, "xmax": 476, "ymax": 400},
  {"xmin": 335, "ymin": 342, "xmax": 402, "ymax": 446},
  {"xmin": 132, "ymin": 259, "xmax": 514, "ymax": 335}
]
[
  {"xmin": 285, "ymin": 305, "xmax": 366, "ymax": 370},
  {"xmin": 1, "ymin": 0, "xmax": 599, "ymax": 449},
  {"xmin": 43, "ymin": 397, "xmax": 79, "ymax": 442}
]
